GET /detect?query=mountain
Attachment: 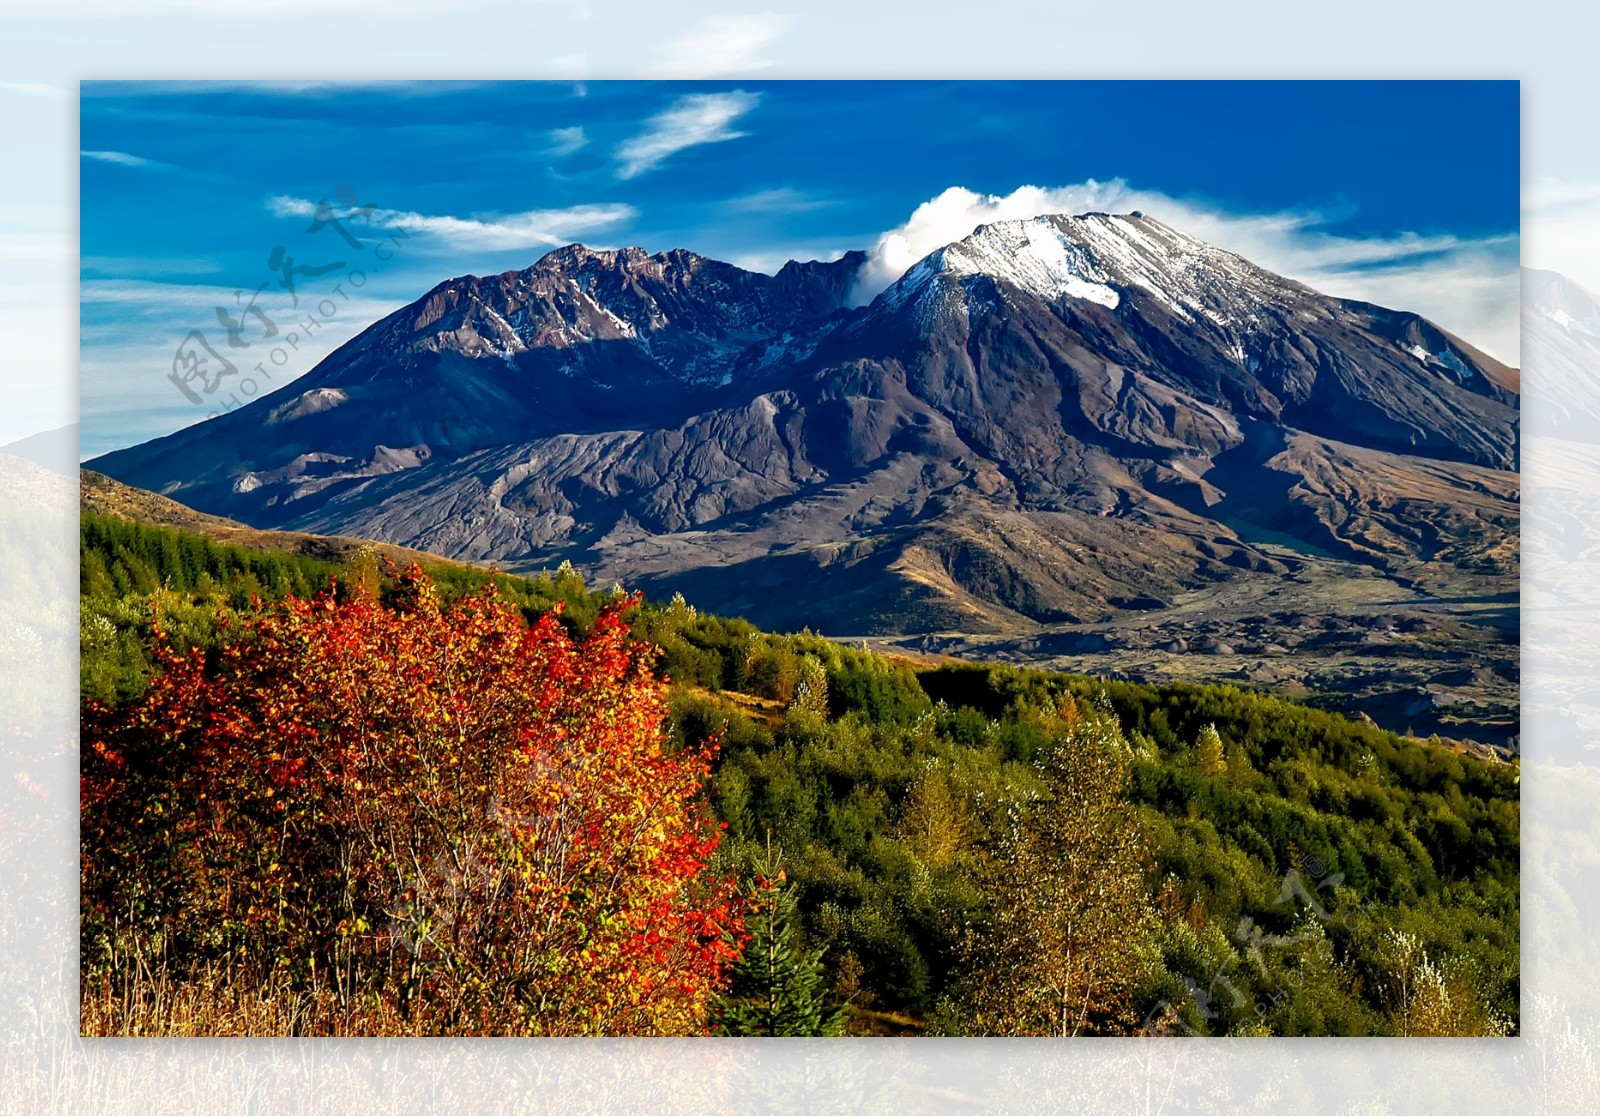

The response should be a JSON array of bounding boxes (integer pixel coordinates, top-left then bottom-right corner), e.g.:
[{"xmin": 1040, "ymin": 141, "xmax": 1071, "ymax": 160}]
[
  {"xmin": 93, "ymin": 246, "xmax": 864, "ymax": 521},
  {"xmin": 1, "ymin": 423, "xmax": 77, "ymax": 476},
  {"xmin": 1521, "ymin": 269, "xmax": 1600, "ymax": 764},
  {"xmin": 1523, "ymin": 268, "xmax": 1600, "ymax": 441},
  {"xmin": 89, "ymin": 213, "xmax": 1518, "ymax": 643}
]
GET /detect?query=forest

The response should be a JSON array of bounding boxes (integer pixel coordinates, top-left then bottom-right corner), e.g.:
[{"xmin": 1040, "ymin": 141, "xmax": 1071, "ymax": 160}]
[{"xmin": 79, "ymin": 511, "xmax": 1519, "ymax": 1037}]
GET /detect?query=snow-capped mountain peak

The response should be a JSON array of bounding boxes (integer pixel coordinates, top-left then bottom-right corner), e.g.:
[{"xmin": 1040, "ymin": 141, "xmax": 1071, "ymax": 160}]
[
  {"xmin": 940, "ymin": 215, "xmax": 1122, "ymax": 308},
  {"xmin": 880, "ymin": 211, "xmax": 1307, "ymax": 330}
]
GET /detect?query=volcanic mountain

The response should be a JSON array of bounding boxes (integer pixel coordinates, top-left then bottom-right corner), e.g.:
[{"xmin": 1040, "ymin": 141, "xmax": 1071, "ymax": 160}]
[{"xmin": 89, "ymin": 213, "xmax": 1519, "ymax": 637}]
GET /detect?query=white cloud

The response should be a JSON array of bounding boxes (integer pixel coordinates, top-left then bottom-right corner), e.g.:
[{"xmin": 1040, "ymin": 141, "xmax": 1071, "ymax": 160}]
[
  {"xmin": 80, "ymin": 277, "xmax": 246, "ymax": 306},
  {"xmin": 854, "ymin": 182, "xmax": 1521, "ymax": 365},
  {"xmin": 264, "ymin": 196, "xmax": 637, "ymax": 251},
  {"xmin": 648, "ymin": 13, "xmax": 793, "ymax": 77},
  {"xmin": 614, "ymin": 90, "xmax": 760, "ymax": 180},
  {"xmin": 545, "ymin": 125, "xmax": 587, "ymax": 157},
  {"xmin": 724, "ymin": 187, "xmax": 829, "ymax": 215},
  {"xmin": 383, "ymin": 204, "xmax": 637, "ymax": 250},
  {"xmin": 82, "ymin": 255, "xmax": 224, "ymax": 277},
  {"xmin": 80, "ymin": 149, "xmax": 172, "ymax": 171},
  {"xmin": 266, "ymin": 195, "xmax": 316, "ymax": 218},
  {"xmin": 79, "ymin": 277, "xmax": 409, "ymax": 459}
]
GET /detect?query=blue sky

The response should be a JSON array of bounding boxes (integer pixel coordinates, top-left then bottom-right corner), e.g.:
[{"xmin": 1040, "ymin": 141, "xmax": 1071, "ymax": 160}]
[{"xmin": 80, "ymin": 80, "xmax": 1521, "ymax": 458}]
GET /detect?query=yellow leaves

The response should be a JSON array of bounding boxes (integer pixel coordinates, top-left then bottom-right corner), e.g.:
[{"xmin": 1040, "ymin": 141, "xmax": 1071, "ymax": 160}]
[{"xmin": 86, "ymin": 566, "xmax": 738, "ymax": 1036}]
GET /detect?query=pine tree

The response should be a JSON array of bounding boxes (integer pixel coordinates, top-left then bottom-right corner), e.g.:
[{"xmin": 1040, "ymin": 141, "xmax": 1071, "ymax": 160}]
[{"xmin": 715, "ymin": 851, "xmax": 847, "ymax": 1037}]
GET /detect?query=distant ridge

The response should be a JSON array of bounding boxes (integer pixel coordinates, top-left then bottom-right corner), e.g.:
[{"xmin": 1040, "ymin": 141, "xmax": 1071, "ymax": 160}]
[{"xmin": 3, "ymin": 423, "xmax": 77, "ymax": 476}]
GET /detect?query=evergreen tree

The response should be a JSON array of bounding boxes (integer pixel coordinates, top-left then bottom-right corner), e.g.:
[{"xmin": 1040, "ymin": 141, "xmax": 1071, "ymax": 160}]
[{"xmin": 716, "ymin": 852, "xmax": 847, "ymax": 1037}]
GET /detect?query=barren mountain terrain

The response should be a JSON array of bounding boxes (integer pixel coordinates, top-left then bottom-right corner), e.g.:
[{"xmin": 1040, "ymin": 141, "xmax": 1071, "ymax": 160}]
[{"xmin": 88, "ymin": 213, "xmax": 1520, "ymax": 748}]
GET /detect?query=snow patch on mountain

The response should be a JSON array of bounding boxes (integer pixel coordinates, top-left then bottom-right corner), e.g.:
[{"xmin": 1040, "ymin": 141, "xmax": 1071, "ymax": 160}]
[
  {"xmin": 1405, "ymin": 341, "xmax": 1474, "ymax": 384},
  {"xmin": 879, "ymin": 212, "xmax": 1307, "ymax": 331},
  {"xmin": 941, "ymin": 217, "xmax": 1120, "ymax": 308},
  {"xmin": 1437, "ymin": 348, "xmax": 1473, "ymax": 383},
  {"xmin": 1543, "ymin": 306, "xmax": 1600, "ymax": 337}
]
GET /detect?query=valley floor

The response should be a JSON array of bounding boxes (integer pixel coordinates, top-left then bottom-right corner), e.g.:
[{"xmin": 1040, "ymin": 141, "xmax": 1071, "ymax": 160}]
[{"xmin": 849, "ymin": 544, "xmax": 1519, "ymax": 756}]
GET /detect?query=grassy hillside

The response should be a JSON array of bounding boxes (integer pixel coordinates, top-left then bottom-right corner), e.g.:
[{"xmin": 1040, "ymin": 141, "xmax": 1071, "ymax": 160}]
[{"xmin": 78, "ymin": 506, "xmax": 1518, "ymax": 1036}]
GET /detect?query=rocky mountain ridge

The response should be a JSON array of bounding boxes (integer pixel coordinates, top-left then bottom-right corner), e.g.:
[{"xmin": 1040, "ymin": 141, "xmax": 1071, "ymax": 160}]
[{"xmin": 89, "ymin": 212, "xmax": 1519, "ymax": 641}]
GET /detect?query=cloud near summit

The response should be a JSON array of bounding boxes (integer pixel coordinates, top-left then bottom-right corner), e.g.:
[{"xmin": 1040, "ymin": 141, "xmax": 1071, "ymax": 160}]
[{"xmin": 853, "ymin": 182, "xmax": 1520, "ymax": 365}]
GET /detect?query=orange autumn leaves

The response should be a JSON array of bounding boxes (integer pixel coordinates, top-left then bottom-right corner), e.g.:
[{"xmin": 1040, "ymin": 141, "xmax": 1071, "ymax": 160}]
[{"xmin": 81, "ymin": 566, "xmax": 744, "ymax": 1035}]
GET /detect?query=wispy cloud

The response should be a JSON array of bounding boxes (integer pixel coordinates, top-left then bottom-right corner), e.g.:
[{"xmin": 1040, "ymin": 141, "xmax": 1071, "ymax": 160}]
[
  {"xmin": 80, "ymin": 277, "xmax": 265, "ymax": 308},
  {"xmin": 614, "ymin": 91, "xmax": 760, "ymax": 180},
  {"xmin": 265, "ymin": 195, "xmax": 637, "ymax": 251},
  {"xmin": 81, "ymin": 254, "xmax": 225, "ymax": 277},
  {"xmin": 724, "ymin": 187, "xmax": 829, "ymax": 215},
  {"xmin": 79, "ymin": 277, "xmax": 409, "ymax": 459},
  {"xmin": 81, "ymin": 149, "xmax": 173, "ymax": 171},
  {"xmin": 545, "ymin": 126, "xmax": 588, "ymax": 157},
  {"xmin": 648, "ymin": 13, "xmax": 793, "ymax": 77},
  {"xmin": 855, "ymin": 182, "xmax": 1521, "ymax": 364}
]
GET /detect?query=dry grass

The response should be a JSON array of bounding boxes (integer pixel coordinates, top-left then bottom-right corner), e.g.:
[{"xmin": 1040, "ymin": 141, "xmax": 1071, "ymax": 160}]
[
  {"xmin": 80, "ymin": 964, "xmax": 427, "ymax": 1038},
  {"xmin": 80, "ymin": 934, "xmax": 433, "ymax": 1037}
]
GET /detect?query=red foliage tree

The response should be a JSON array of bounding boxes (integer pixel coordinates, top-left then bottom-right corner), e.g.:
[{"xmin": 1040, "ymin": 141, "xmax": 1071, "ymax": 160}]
[{"xmin": 81, "ymin": 566, "xmax": 743, "ymax": 1035}]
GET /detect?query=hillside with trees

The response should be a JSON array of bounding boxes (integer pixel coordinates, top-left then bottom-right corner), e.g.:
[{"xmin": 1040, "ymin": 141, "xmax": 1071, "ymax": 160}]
[{"xmin": 79, "ymin": 511, "xmax": 1518, "ymax": 1036}]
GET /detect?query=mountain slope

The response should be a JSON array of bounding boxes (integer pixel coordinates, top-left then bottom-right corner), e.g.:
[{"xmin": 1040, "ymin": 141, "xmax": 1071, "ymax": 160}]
[
  {"xmin": 92, "ymin": 247, "xmax": 864, "ymax": 526},
  {"xmin": 88, "ymin": 213, "xmax": 1517, "ymax": 638},
  {"xmin": 1523, "ymin": 267, "xmax": 1600, "ymax": 440}
]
